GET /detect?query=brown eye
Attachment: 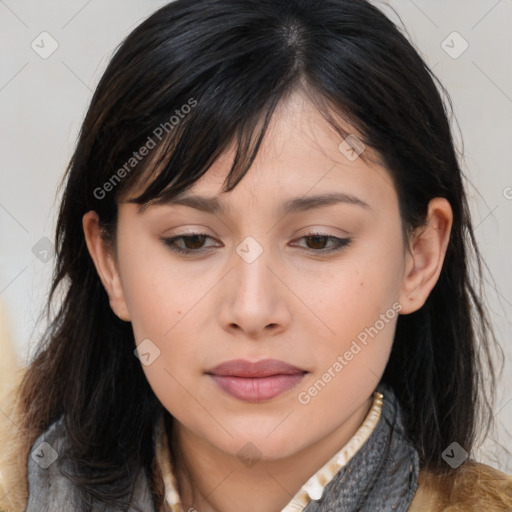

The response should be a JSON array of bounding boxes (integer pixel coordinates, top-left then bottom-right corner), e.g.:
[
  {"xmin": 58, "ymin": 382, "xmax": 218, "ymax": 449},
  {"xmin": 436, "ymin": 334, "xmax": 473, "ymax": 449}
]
[
  {"xmin": 294, "ymin": 233, "xmax": 353, "ymax": 253},
  {"xmin": 161, "ymin": 232, "xmax": 352, "ymax": 256},
  {"xmin": 161, "ymin": 233, "xmax": 217, "ymax": 254},
  {"xmin": 305, "ymin": 235, "xmax": 329, "ymax": 250},
  {"xmin": 180, "ymin": 234, "xmax": 208, "ymax": 250}
]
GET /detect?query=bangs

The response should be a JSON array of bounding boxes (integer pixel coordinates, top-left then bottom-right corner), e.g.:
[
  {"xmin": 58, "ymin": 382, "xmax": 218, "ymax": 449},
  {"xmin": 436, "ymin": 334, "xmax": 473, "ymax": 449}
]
[
  {"xmin": 115, "ymin": 80, "xmax": 375, "ymax": 215},
  {"xmin": 87, "ymin": 0, "xmax": 378, "ymax": 223},
  {"xmin": 119, "ymin": 84, "xmax": 285, "ymax": 212}
]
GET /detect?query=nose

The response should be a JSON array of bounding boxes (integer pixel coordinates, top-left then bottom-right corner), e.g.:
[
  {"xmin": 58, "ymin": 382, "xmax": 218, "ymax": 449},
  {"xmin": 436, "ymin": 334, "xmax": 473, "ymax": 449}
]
[{"xmin": 218, "ymin": 243, "xmax": 291, "ymax": 339}]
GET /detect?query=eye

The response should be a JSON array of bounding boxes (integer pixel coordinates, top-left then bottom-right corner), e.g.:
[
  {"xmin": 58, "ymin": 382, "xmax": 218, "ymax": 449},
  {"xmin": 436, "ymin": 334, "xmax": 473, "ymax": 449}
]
[
  {"xmin": 161, "ymin": 232, "xmax": 352, "ymax": 255},
  {"xmin": 161, "ymin": 233, "xmax": 218, "ymax": 254},
  {"xmin": 292, "ymin": 232, "xmax": 352, "ymax": 253}
]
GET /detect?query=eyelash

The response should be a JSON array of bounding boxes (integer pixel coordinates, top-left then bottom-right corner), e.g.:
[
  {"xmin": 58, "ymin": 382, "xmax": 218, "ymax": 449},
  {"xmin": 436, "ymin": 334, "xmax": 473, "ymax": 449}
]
[{"xmin": 161, "ymin": 232, "xmax": 352, "ymax": 255}]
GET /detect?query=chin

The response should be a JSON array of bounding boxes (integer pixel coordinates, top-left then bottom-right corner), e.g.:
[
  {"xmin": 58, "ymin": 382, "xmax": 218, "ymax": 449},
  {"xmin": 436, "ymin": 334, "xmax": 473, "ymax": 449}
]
[{"xmin": 210, "ymin": 426, "xmax": 308, "ymax": 462}]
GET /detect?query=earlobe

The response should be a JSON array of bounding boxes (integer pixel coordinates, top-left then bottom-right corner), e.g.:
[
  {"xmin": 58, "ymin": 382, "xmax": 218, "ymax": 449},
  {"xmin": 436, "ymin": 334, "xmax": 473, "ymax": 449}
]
[
  {"xmin": 82, "ymin": 210, "xmax": 131, "ymax": 322},
  {"xmin": 398, "ymin": 198, "xmax": 453, "ymax": 315}
]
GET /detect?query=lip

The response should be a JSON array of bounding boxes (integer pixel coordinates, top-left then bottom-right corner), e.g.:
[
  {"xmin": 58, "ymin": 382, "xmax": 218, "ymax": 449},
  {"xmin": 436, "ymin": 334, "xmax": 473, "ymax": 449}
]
[
  {"xmin": 207, "ymin": 358, "xmax": 305, "ymax": 377},
  {"xmin": 206, "ymin": 359, "xmax": 307, "ymax": 402}
]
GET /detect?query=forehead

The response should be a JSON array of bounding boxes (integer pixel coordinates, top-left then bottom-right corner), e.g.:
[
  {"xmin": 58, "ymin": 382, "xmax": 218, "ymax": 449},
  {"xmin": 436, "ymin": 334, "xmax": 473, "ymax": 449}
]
[
  {"xmin": 121, "ymin": 90, "xmax": 398, "ymax": 217},
  {"xmin": 186, "ymin": 102, "xmax": 390, "ymax": 205}
]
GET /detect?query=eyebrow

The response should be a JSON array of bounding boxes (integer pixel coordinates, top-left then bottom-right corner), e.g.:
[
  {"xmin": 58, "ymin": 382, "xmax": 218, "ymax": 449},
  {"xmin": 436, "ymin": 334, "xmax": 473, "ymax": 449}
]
[{"xmin": 138, "ymin": 191, "xmax": 371, "ymax": 215}]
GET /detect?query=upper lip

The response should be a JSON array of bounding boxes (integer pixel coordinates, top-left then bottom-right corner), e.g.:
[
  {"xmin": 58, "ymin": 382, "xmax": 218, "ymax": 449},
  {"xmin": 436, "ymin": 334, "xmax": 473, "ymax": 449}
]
[{"xmin": 206, "ymin": 358, "xmax": 306, "ymax": 378}]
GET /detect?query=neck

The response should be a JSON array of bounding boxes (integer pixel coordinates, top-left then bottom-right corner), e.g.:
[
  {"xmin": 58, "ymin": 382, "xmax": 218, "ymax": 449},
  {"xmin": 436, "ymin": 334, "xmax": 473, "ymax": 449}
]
[{"xmin": 169, "ymin": 396, "xmax": 372, "ymax": 512}]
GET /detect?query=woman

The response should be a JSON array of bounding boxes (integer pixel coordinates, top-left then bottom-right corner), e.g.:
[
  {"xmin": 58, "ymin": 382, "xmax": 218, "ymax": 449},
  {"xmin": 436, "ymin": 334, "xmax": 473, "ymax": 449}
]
[{"xmin": 1, "ymin": 0, "xmax": 511, "ymax": 510}]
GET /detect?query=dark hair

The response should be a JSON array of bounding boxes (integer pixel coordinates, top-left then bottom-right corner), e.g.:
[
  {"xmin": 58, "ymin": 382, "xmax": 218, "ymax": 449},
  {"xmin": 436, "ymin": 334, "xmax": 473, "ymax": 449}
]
[{"xmin": 16, "ymin": 0, "xmax": 502, "ymax": 509}]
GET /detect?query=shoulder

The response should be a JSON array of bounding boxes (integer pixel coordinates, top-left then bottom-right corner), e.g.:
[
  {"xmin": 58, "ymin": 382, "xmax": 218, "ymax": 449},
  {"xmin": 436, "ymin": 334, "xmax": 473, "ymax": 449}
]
[
  {"xmin": 409, "ymin": 460, "xmax": 512, "ymax": 511},
  {"xmin": 25, "ymin": 416, "xmax": 79, "ymax": 511},
  {"xmin": 24, "ymin": 417, "xmax": 156, "ymax": 512}
]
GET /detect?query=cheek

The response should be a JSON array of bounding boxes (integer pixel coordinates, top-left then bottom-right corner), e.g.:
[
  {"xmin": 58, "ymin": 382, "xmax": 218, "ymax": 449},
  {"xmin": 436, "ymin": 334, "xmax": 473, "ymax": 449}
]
[
  {"xmin": 300, "ymin": 250, "xmax": 402, "ymax": 338},
  {"xmin": 117, "ymin": 233, "xmax": 193, "ymax": 335},
  {"xmin": 132, "ymin": 303, "xmax": 206, "ymax": 424},
  {"xmin": 342, "ymin": 226, "xmax": 405, "ymax": 315},
  {"xmin": 116, "ymin": 239, "xmax": 207, "ymax": 398},
  {"xmin": 297, "ymin": 235, "xmax": 403, "ymax": 376}
]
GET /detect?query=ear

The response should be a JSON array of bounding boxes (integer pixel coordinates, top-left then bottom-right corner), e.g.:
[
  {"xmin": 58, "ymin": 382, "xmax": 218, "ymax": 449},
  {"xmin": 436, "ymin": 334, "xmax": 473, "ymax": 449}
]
[
  {"xmin": 82, "ymin": 210, "xmax": 131, "ymax": 322},
  {"xmin": 398, "ymin": 197, "xmax": 453, "ymax": 315}
]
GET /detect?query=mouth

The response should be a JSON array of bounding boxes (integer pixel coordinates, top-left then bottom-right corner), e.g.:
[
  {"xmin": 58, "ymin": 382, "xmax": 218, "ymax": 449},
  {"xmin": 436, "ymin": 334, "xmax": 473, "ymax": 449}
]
[{"xmin": 205, "ymin": 359, "xmax": 308, "ymax": 402}]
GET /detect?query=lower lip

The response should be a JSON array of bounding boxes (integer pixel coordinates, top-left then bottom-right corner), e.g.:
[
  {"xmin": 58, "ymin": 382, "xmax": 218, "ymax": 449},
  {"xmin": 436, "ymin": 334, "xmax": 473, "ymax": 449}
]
[{"xmin": 209, "ymin": 373, "xmax": 306, "ymax": 402}]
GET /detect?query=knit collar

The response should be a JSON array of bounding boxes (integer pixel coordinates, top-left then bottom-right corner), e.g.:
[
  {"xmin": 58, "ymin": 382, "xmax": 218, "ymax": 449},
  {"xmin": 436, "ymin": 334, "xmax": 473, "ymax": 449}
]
[{"xmin": 154, "ymin": 384, "xmax": 419, "ymax": 511}]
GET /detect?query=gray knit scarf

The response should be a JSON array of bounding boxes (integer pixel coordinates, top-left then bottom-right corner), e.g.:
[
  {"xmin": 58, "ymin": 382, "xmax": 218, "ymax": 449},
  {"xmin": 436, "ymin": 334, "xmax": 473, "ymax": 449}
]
[
  {"xmin": 303, "ymin": 382, "xmax": 420, "ymax": 512},
  {"xmin": 25, "ymin": 383, "xmax": 419, "ymax": 511}
]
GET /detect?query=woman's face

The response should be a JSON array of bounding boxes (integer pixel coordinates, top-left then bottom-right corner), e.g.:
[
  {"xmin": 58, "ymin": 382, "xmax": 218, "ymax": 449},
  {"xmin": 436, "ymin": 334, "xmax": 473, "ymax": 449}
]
[{"xmin": 86, "ymin": 91, "xmax": 430, "ymax": 461}]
